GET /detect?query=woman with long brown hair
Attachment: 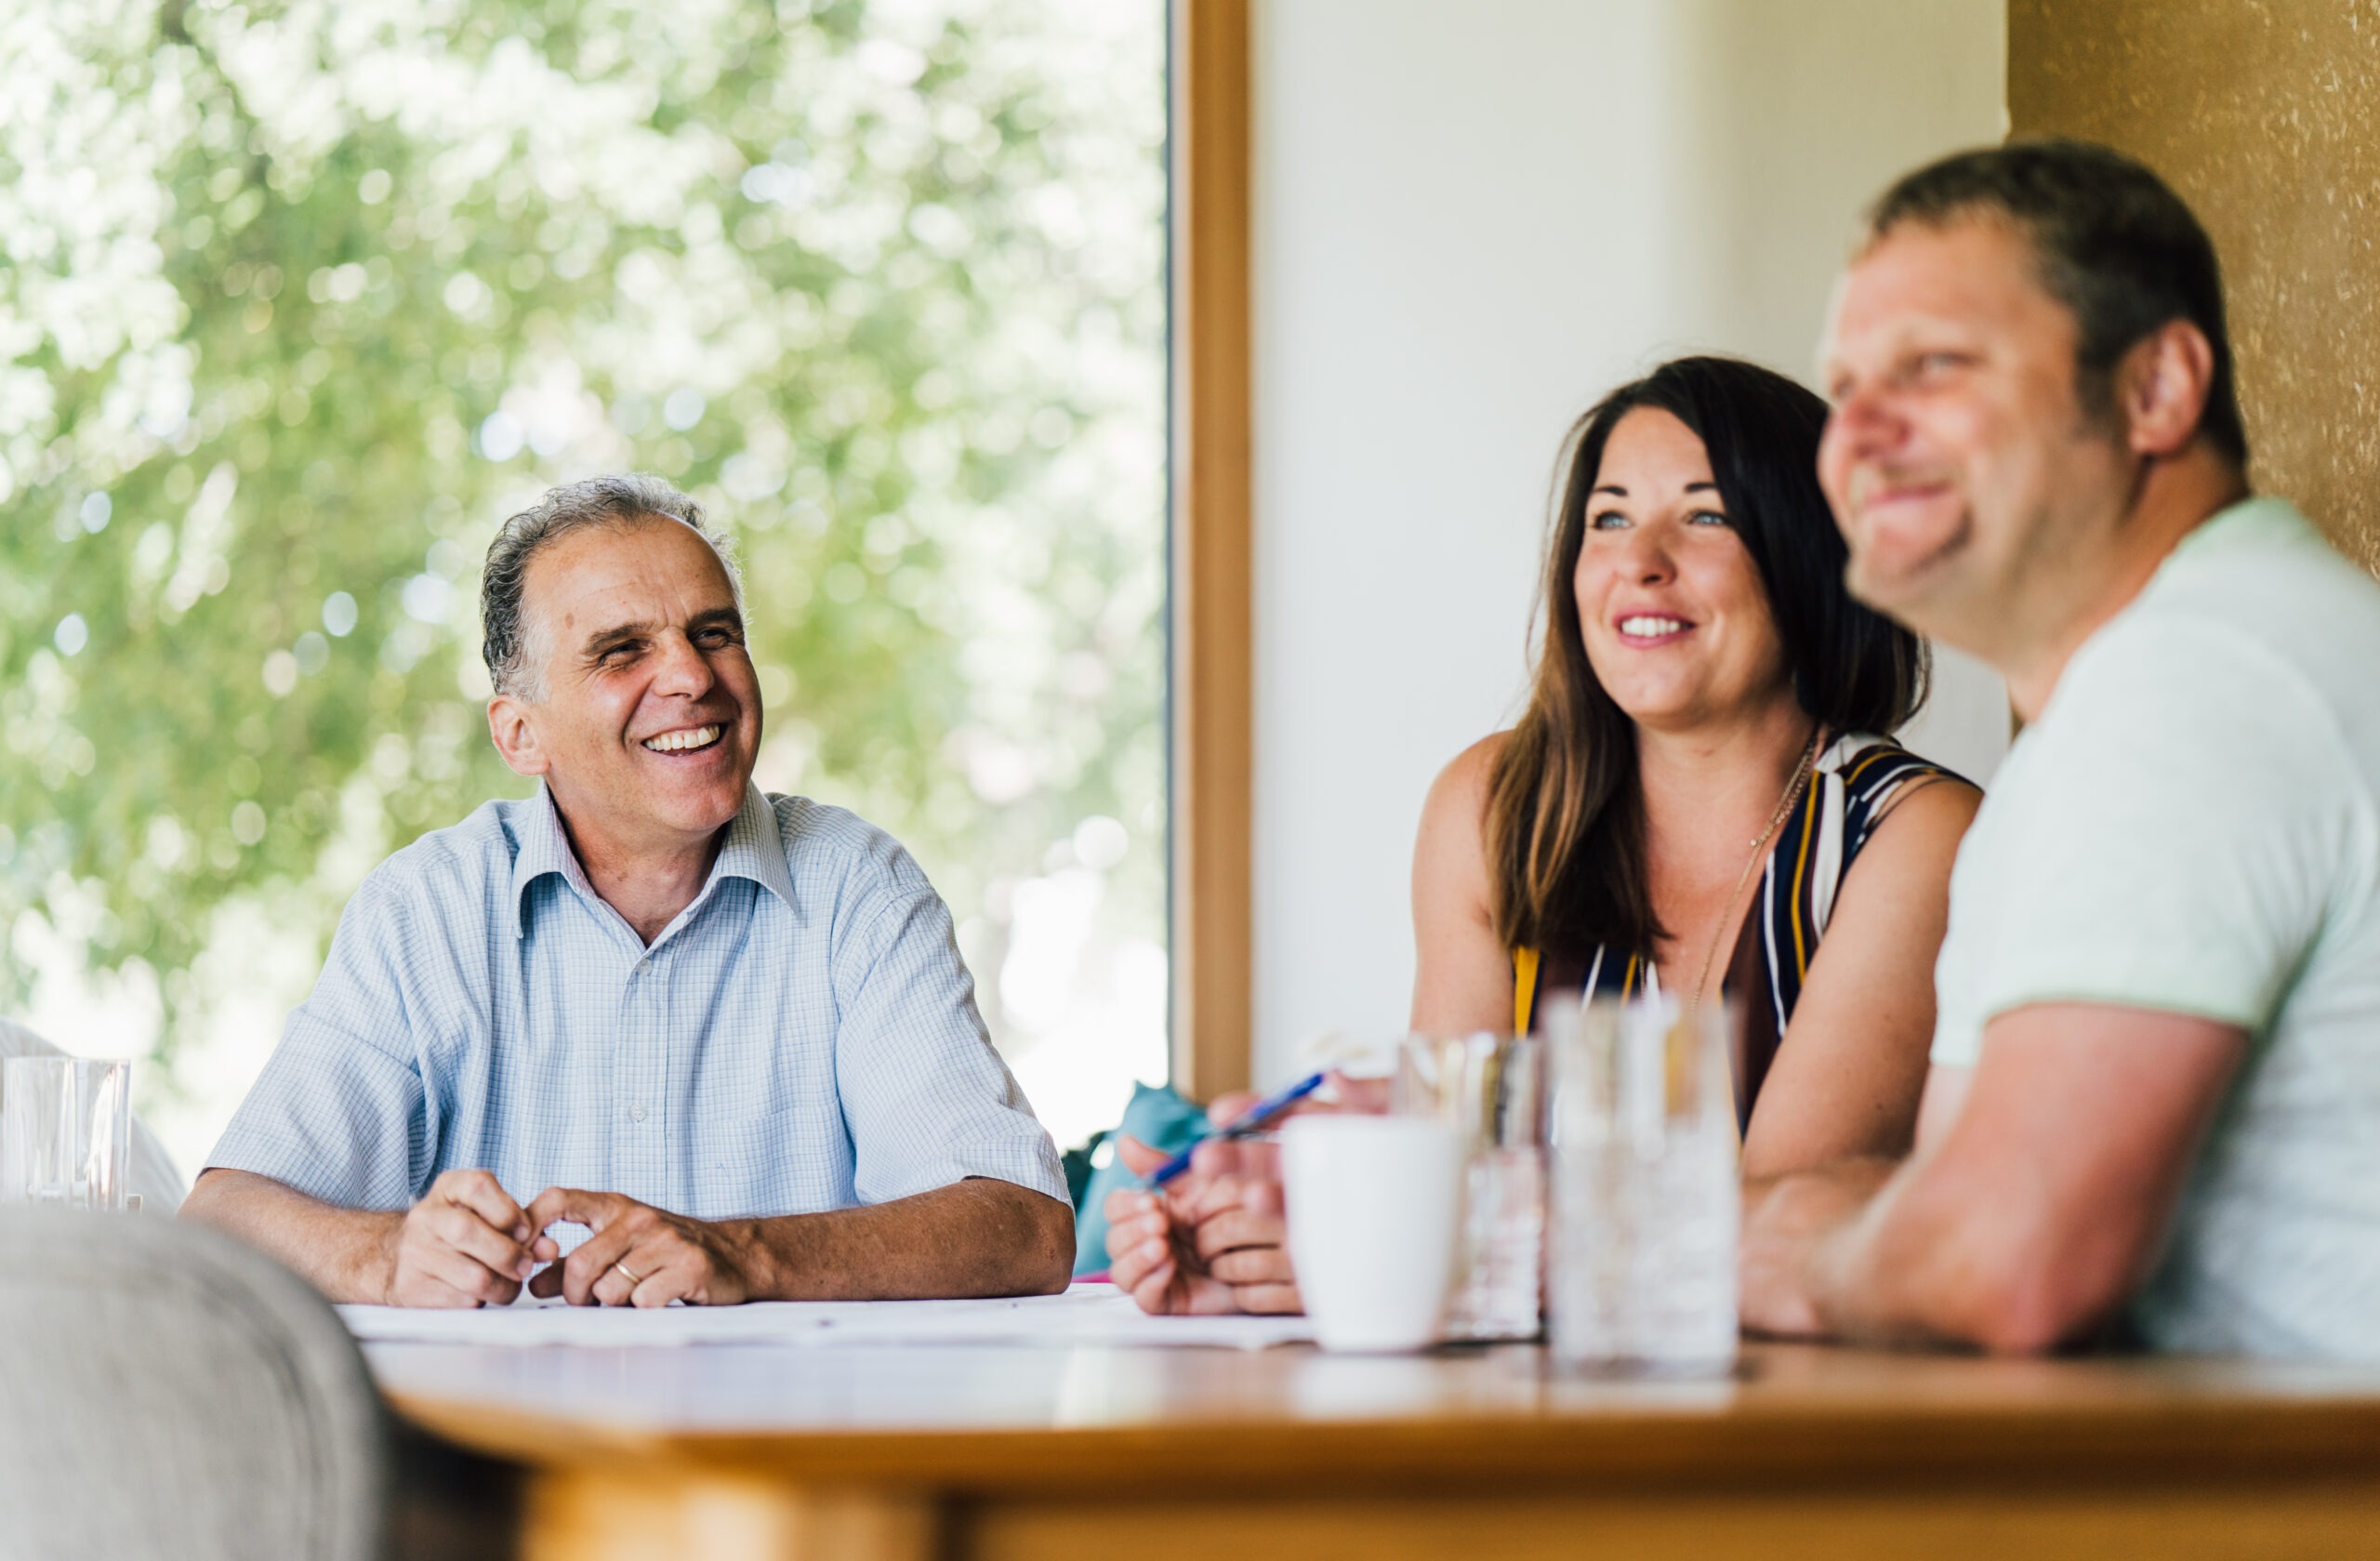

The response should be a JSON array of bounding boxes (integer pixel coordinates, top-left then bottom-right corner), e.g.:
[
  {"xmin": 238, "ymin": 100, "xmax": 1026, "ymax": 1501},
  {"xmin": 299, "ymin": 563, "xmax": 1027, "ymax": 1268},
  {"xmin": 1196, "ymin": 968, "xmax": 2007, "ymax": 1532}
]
[{"xmin": 1109, "ymin": 356, "xmax": 1979, "ymax": 1315}]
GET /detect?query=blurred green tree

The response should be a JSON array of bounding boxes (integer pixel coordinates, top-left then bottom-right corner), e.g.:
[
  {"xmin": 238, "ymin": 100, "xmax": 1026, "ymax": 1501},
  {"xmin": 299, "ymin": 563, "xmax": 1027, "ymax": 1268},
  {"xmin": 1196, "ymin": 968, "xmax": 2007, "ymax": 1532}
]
[{"xmin": 0, "ymin": 0, "xmax": 1166, "ymax": 1097}]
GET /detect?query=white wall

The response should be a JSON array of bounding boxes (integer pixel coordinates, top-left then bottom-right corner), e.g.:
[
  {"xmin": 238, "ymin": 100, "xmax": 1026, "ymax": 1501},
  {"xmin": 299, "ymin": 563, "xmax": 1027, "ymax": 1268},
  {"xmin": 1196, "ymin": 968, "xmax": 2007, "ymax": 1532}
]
[{"xmin": 1248, "ymin": 0, "xmax": 2009, "ymax": 1085}]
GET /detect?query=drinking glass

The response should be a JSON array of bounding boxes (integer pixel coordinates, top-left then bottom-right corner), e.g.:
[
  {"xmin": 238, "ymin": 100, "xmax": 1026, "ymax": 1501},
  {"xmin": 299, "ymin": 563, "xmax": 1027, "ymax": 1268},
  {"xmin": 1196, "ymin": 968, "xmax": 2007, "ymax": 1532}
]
[
  {"xmin": 1544, "ymin": 994, "xmax": 1738, "ymax": 1375},
  {"xmin": 1, "ymin": 1056, "xmax": 133, "ymax": 1211},
  {"xmin": 1395, "ymin": 1032, "xmax": 1544, "ymax": 1341}
]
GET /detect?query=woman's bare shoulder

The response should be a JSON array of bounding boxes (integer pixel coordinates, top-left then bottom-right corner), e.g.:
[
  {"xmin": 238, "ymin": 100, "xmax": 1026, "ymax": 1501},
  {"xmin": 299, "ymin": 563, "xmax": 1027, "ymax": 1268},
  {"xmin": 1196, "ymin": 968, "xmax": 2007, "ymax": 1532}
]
[
  {"xmin": 1868, "ymin": 768, "xmax": 1982, "ymax": 841},
  {"xmin": 1842, "ymin": 769, "xmax": 1981, "ymax": 894},
  {"xmin": 1414, "ymin": 731, "xmax": 1514, "ymax": 887},
  {"xmin": 1427, "ymin": 731, "xmax": 1512, "ymax": 815}
]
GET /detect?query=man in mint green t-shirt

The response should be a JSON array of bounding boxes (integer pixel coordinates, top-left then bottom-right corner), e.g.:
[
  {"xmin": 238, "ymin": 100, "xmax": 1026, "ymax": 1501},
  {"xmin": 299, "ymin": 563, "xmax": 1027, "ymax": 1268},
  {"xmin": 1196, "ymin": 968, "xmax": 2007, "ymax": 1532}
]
[{"xmin": 1741, "ymin": 140, "xmax": 2380, "ymax": 1358}]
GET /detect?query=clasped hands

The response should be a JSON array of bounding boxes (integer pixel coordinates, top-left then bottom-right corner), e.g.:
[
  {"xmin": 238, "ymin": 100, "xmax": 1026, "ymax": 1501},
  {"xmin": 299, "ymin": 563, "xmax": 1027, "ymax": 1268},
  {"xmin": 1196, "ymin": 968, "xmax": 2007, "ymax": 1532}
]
[
  {"xmin": 383, "ymin": 1169, "xmax": 765, "ymax": 1308},
  {"xmin": 1101, "ymin": 1078, "xmax": 1383, "ymax": 1316}
]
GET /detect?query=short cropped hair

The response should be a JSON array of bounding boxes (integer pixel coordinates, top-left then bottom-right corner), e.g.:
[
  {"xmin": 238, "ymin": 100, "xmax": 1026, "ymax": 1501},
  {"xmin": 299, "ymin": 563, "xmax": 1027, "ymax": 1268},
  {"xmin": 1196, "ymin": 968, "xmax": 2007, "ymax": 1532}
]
[
  {"xmin": 479, "ymin": 473, "xmax": 741, "ymax": 698},
  {"xmin": 1867, "ymin": 138, "xmax": 2249, "ymax": 469}
]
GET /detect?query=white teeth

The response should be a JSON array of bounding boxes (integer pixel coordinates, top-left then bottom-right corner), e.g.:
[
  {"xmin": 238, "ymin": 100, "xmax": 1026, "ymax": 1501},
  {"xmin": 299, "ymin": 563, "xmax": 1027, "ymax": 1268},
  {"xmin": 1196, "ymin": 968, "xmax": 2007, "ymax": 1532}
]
[
  {"xmin": 1619, "ymin": 615, "xmax": 1687, "ymax": 637},
  {"xmin": 641, "ymin": 724, "xmax": 721, "ymax": 753}
]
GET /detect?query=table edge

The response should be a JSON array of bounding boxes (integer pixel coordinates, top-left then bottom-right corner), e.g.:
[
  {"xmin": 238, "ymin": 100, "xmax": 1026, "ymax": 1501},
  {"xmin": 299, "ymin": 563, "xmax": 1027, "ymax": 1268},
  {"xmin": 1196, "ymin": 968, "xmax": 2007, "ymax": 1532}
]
[{"xmin": 383, "ymin": 1385, "xmax": 2380, "ymax": 1498}]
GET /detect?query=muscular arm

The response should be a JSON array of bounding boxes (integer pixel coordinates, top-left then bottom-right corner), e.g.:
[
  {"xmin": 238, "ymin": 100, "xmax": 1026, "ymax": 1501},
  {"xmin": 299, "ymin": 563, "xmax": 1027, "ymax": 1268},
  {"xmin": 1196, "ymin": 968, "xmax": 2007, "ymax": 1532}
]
[
  {"xmin": 1740, "ymin": 1002, "xmax": 2247, "ymax": 1352},
  {"xmin": 1739, "ymin": 779, "xmax": 1978, "ymax": 1180},
  {"xmin": 527, "ymin": 1176, "xmax": 1073, "ymax": 1304}
]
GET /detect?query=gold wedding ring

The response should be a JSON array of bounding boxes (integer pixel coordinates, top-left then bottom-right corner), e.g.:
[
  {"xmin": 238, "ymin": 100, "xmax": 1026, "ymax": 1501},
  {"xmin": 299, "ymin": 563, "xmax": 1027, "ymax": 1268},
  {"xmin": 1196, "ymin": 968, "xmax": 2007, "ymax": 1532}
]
[{"xmin": 612, "ymin": 1260, "xmax": 644, "ymax": 1286}]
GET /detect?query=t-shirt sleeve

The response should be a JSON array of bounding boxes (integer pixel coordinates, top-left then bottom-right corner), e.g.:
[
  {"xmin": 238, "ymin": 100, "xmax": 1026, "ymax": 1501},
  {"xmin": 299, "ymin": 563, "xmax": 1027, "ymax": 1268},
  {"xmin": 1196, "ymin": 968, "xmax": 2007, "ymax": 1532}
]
[
  {"xmin": 202, "ymin": 871, "xmax": 433, "ymax": 1210},
  {"xmin": 826, "ymin": 835, "xmax": 1067, "ymax": 1208},
  {"xmin": 1964, "ymin": 617, "xmax": 2360, "ymax": 1035}
]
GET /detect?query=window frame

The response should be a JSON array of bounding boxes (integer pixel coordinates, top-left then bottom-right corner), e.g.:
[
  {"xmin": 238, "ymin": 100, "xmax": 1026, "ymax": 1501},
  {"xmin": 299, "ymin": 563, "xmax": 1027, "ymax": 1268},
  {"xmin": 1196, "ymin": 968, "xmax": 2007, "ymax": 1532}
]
[{"xmin": 1167, "ymin": 0, "xmax": 1253, "ymax": 1100}]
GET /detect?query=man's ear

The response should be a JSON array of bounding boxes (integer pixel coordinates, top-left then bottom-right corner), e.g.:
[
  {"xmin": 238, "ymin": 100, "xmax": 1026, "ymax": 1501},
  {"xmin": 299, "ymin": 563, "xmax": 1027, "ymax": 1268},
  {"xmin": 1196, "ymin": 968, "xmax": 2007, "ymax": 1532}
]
[
  {"xmin": 2118, "ymin": 319, "xmax": 2218, "ymax": 461},
  {"xmin": 487, "ymin": 693, "xmax": 549, "ymax": 777}
]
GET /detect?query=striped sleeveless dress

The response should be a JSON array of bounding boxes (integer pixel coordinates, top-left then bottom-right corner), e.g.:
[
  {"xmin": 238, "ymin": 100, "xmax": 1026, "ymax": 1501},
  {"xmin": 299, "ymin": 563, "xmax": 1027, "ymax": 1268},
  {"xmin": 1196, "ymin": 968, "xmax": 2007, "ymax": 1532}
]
[{"xmin": 1514, "ymin": 733, "xmax": 1966, "ymax": 1132}]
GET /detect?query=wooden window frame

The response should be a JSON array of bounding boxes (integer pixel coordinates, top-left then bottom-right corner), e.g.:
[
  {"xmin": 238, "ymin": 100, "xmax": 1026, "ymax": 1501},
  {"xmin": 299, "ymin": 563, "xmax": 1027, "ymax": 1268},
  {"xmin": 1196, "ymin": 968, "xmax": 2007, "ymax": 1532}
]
[{"xmin": 1167, "ymin": 0, "xmax": 1253, "ymax": 1100}]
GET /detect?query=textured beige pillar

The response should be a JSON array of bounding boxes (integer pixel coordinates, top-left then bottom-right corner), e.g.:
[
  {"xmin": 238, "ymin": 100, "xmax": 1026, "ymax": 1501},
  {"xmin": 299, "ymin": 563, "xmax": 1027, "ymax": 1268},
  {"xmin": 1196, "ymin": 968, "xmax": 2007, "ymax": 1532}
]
[{"xmin": 2010, "ymin": 1, "xmax": 2380, "ymax": 572}]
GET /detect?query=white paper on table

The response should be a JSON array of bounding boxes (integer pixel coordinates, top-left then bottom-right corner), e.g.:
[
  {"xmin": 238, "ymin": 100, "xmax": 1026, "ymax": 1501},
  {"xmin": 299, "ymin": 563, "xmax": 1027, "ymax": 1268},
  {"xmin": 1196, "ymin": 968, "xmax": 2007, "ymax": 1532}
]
[{"xmin": 337, "ymin": 1280, "xmax": 1315, "ymax": 1351}]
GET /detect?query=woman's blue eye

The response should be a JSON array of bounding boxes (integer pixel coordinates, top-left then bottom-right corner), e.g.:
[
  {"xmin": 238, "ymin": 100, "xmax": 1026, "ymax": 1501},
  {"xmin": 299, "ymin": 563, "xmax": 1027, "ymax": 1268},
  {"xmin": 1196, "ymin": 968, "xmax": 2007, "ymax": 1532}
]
[
  {"xmin": 1590, "ymin": 509, "xmax": 1629, "ymax": 530},
  {"xmin": 1688, "ymin": 509, "xmax": 1728, "ymax": 526}
]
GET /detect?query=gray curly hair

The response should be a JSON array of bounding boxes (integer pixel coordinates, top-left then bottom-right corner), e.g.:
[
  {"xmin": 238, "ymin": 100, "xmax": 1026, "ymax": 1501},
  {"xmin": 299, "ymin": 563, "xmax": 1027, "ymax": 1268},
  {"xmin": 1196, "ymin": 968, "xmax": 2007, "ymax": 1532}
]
[{"xmin": 480, "ymin": 473, "xmax": 743, "ymax": 699}]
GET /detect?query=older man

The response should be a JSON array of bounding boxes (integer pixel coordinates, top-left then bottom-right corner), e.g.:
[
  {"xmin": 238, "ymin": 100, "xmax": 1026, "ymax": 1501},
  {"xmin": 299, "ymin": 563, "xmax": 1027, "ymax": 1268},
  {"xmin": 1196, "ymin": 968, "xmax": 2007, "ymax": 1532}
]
[
  {"xmin": 185, "ymin": 475, "xmax": 1072, "ymax": 1307},
  {"xmin": 1740, "ymin": 141, "xmax": 2380, "ymax": 1357}
]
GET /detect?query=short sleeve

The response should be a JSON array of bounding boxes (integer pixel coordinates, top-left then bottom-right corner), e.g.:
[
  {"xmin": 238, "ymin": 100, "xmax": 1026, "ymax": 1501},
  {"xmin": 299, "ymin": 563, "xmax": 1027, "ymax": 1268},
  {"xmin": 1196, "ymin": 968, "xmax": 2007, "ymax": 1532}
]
[
  {"xmin": 202, "ymin": 871, "xmax": 432, "ymax": 1210},
  {"xmin": 1966, "ymin": 617, "xmax": 2359, "ymax": 1033},
  {"xmin": 826, "ymin": 835, "xmax": 1067, "ymax": 1207}
]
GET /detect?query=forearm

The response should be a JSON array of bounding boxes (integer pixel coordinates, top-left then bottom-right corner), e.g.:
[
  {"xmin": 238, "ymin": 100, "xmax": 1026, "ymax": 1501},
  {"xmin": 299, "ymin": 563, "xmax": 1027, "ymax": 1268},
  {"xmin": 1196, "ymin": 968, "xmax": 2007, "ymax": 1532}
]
[
  {"xmin": 181, "ymin": 1168, "xmax": 402, "ymax": 1304},
  {"xmin": 736, "ymin": 1177, "xmax": 1074, "ymax": 1301},
  {"xmin": 1739, "ymin": 1158, "xmax": 1899, "ymax": 1340},
  {"xmin": 1747, "ymin": 1012, "xmax": 2246, "ymax": 1356},
  {"xmin": 1793, "ymin": 1160, "xmax": 1987, "ymax": 1348},
  {"xmin": 1748, "ymin": 1155, "xmax": 2110, "ymax": 1354}
]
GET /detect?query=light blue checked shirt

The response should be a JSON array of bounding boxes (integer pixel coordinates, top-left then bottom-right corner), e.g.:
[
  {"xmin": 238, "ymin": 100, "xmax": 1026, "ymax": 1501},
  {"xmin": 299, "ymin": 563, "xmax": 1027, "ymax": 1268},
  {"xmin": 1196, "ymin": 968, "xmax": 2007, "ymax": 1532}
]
[{"xmin": 205, "ymin": 784, "xmax": 1065, "ymax": 1221}]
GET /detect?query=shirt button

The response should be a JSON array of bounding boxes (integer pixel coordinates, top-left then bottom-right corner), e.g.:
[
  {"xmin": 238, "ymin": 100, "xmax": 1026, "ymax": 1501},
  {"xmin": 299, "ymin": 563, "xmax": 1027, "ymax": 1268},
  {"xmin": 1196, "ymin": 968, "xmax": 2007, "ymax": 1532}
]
[{"xmin": 630, "ymin": 1104, "xmax": 647, "ymax": 1123}]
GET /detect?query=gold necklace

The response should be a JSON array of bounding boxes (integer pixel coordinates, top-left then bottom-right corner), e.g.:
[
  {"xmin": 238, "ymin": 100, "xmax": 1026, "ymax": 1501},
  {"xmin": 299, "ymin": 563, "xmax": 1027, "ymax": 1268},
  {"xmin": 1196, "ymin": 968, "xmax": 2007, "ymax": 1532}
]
[{"xmin": 1687, "ymin": 726, "xmax": 1824, "ymax": 1016}]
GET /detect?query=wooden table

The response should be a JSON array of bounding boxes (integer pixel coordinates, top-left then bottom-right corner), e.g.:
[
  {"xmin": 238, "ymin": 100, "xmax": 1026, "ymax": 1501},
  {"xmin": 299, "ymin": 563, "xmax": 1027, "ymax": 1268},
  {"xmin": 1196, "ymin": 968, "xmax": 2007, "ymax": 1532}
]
[{"xmin": 372, "ymin": 1335, "xmax": 2380, "ymax": 1560}]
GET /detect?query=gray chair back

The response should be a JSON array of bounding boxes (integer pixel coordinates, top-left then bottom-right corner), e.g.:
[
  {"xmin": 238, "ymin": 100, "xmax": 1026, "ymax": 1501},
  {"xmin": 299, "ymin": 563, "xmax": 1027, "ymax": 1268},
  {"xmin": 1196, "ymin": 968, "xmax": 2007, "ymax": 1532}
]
[{"xmin": 0, "ymin": 1206, "xmax": 388, "ymax": 1561}]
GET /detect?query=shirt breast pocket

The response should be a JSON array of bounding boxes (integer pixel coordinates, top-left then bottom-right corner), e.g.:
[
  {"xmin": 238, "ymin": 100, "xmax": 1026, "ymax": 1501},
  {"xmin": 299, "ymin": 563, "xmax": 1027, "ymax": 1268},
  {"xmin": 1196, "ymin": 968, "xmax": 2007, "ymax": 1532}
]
[{"xmin": 690, "ymin": 1105, "xmax": 817, "ymax": 1220}]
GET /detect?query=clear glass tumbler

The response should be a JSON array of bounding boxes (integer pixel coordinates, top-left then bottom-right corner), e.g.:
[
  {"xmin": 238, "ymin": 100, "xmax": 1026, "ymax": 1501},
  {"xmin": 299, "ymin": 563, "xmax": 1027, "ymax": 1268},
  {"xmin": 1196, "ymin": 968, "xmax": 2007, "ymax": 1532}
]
[
  {"xmin": 1, "ymin": 1056, "xmax": 133, "ymax": 1211},
  {"xmin": 1395, "ymin": 1031, "xmax": 1544, "ymax": 1342},
  {"xmin": 1544, "ymin": 994, "xmax": 1738, "ymax": 1375}
]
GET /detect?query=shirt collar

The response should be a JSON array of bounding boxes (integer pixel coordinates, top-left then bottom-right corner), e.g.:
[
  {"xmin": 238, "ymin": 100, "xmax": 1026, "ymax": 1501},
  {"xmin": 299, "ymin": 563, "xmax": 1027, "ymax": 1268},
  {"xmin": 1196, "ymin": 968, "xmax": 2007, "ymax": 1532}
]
[
  {"xmin": 707, "ymin": 784, "xmax": 797, "ymax": 914},
  {"xmin": 2171, "ymin": 493, "xmax": 2308, "ymax": 560},
  {"xmin": 509, "ymin": 783, "xmax": 791, "ymax": 940}
]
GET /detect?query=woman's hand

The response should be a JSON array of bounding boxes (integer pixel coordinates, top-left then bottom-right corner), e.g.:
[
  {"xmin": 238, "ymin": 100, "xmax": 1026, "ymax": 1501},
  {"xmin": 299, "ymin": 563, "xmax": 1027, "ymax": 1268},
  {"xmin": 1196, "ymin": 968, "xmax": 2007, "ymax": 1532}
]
[
  {"xmin": 1103, "ymin": 1135, "xmax": 1244, "ymax": 1315},
  {"xmin": 1104, "ymin": 1135, "xmax": 1305, "ymax": 1315},
  {"xmin": 1182, "ymin": 1162, "xmax": 1300, "ymax": 1313},
  {"xmin": 1103, "ymin": 1078, "xmax": 1389, "ymax": 1316}
]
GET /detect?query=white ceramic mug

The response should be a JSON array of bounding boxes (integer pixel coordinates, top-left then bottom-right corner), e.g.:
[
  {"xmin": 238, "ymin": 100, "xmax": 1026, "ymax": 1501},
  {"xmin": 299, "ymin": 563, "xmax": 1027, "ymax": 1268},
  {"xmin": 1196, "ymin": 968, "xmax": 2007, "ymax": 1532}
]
[{"xmin": 1281, "ymin": 1114, "xmax": 1465, "ymax": 1353}]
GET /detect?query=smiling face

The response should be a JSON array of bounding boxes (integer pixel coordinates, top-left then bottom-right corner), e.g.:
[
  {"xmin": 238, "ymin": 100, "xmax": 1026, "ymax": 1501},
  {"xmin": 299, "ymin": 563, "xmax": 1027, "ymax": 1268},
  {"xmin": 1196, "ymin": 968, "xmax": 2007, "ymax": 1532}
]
[
  {"xmin": 488, "ymin": 517, "xmax": 761, "ymax": 861},
  {"xmin": 1816, "ymin": 217, "xmax": 2136, "ymax": 655},
  {"xmin": 1574, "ymin": 406, "xmax": 1793, "ymax": 734}
]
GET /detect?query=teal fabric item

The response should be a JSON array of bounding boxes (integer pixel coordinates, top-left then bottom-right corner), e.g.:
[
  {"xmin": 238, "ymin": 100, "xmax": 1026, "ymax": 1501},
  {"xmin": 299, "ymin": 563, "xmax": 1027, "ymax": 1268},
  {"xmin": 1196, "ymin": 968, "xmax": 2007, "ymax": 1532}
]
[{"xmin": 1067, "ymin": 1082, "xmax": 1211, "ymax": 1277}]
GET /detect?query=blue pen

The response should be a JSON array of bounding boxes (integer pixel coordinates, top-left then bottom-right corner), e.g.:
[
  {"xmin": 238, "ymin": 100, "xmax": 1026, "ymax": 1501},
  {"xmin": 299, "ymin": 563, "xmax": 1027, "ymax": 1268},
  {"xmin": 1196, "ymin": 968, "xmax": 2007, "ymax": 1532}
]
[{"xmin": 1147, "ymin": 1071, "xmax": 1328, "ymax": 1186}]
